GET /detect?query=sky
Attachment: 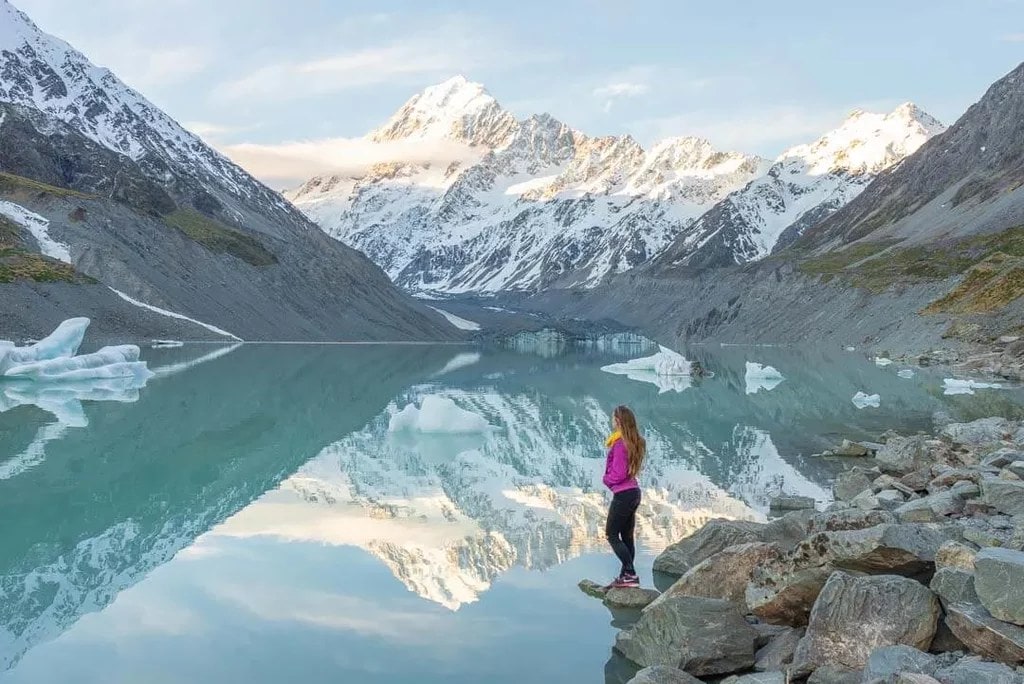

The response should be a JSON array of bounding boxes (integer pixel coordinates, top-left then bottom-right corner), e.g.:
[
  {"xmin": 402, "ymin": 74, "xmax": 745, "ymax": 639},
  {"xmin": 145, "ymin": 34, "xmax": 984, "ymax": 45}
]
[{"xmin": 13, "ymin": 0, "xmax": 1024, "ymax": 186}]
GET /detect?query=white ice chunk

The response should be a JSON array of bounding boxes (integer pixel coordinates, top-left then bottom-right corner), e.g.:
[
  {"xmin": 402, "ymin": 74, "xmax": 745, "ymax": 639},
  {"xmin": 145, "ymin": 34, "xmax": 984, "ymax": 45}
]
[
  {"xmin": 601, "ymin": 346, "xmax": 694, "ymax": 393},
  {"xmin": 434, "ymin": 352, "xmax": 481, "ymax": 376},
  {"xmin": 942, "ymin": 378, "xmax": 1003, "ymax": 396},
  {"xmin": 875, "ymin": 357, "xmax": 894, "ymax": 367},
  {"xmin": 845, "ymin": 346, "xmax": 856, "ymax": 351},
  {"xmin": 0, "ymin": 317, "xmax": 90, "ymax": 373},
  {"xmin": 745, "ymin": 362, "xmax": 784, "ymax": 394},
  {"xmin": 852, "ymin": 392, "xmax": 881, "ymax": 408},
  {"xmin": 898, "ymin": 369, "xmax": 915, "ymax": 379},
  {"xmin": 388, "ymin": 396, "xmax": 497, "ymax": 433},
  {"xmin": 428, "ymin": 306, "xmax": 481, "ymax": 331},
  {"xmin": 151, "ymin": 340, "xmax": 184, "ymax": 348},
  {"xmin": 4, "ymin": 345, "xmax": 154, "ymax": 383}
]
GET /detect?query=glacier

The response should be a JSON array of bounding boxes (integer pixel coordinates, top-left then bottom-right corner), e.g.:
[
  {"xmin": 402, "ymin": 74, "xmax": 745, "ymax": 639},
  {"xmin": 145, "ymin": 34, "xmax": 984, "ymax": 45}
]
[{"xmin": 388, "ymin": 396, "xmax": 497, "ymax": 433}]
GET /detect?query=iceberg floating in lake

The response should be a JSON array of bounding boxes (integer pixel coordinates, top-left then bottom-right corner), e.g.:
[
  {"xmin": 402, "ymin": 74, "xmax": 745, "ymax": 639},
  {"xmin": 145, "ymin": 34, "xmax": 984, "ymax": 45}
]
[
  {"xmin": 745, "ymin": 362, "xmax": 784, "ymax": 395},
  {"xmin": 151, "ymin": 340, "xmax": 184, "ymax": 349},
  {"xmin": 875, "ymin": 357, "xmax": 894, "ymax": 367},
  {"xmin": 942, "ymin": 378, "xmax": 1003, "ymax": 396},
  {"xmin": 0, "ymin": 318, "xmax": 89, "ymax": 373},
  {"xmin": 601, "ymin": 346, "xmax": 695, "ymax": 393},
  {"xmin": 898, "ymin": 369, "xmax": 915, "ymax": 379},
  {"xmin": 388, "ymin": 396, "xmax": 497, "ymax": 433},
  {"xmin": 852, "ymin": 392, "xmax": 881, "ymax": 408}
]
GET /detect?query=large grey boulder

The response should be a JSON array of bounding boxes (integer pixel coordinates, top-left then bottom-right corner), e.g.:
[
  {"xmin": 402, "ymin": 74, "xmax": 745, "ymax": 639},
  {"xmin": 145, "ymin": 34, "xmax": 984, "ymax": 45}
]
[
  {"xmin": 974, "ymin": 548, "xmax": 1024, "ymax": 626},
  {"xmin": 895, "ymin": 492, "xmax": 965, "ymax": 523},
  {"xmin": 627, "ymin": 666, "xmax": 703, "ymax": 684},
  {"xmin": 722, "ymin": 673, "xmax": 786, "ymax": 684},
  {"xmin": 652, "ymin": 542, "xmax": 780, "ymax": 610},
  {"xmin": 791, "ymin": 573, "xmax": 940, "ymax": 676},
  {"xmin": 876, "ymin": 437, "xmax": 931, "ymax": 475},
  {"xmin": 933, "ymin": 656, "xmax": 1022, "ymax": 684},
  {"xmin": 930, "ymin": 567, "xmax": 979, "ymax": 605},
  {"xmin": 754, "ymin": 627, "xmax": 804, "ymax": 672},
  {"xmin": 942, "ymin": 418, "xmax": 1012, "ymax": 447},
  {"xmin": 944, "ymin": 602, "xmax": 1024, "ymax": 665},
  {"xmin": 653, "ymin": 519, "xmax": 764, "ymax": 576},
  {"xmin": 808, "ymin": 665, "xmax": 863, "ymax": 684},
  {"xmin": 861, "ymin": 645, "xmax": 936, "ymax": 682},
  {"xmin": 748, "ymin": 524, "xmax": 957, "ymax": 626},
  {"xmin": 982, "ymin": 480, "xmax": 1024, "ymax": 516},
  {"xmin": 615, "ymin": 596, "xmax": 758, "ymax": 675},
  {"xmin": 762, "ymin": 510, "xmax": 818, "ymax": 549}
]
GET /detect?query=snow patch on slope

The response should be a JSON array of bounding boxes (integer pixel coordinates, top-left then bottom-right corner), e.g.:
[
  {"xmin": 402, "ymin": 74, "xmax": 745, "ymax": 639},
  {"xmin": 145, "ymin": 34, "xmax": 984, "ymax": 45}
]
[
  {"xmin": 108, "ymin": 288, "xmax": 242, "ymax": 341},
  {"xmin": 0, "ymin": 200, "xmax": 70, "ymax": 262}
]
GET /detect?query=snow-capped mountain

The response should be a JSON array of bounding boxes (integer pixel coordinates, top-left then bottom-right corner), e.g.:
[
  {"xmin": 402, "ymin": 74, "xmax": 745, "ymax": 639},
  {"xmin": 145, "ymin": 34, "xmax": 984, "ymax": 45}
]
[
  {"xmin": 640, "ymin": 104, "xmax": 946, "ymax": 272},
  {"xmin": 0, "ymin": 0, "xmax": 452, "ymax": 341},
  {"xmin": 287, "ymin": 78, "xmax": 943, "ymax": 294},
  {"xmin": 286, "ymin": 76, "xmax": 769, "ymax": 293}
]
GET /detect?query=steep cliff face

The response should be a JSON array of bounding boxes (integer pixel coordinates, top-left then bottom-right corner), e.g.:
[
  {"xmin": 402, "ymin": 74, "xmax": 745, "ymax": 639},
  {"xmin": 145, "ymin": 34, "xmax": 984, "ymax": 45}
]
[{"xmin": 0, "ymin": 0, "xmax": 454, "ymax": 341}]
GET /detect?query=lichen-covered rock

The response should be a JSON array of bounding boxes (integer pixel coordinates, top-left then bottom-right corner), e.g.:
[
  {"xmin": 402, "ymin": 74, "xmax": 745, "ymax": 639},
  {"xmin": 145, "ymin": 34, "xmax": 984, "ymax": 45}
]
[
  {"xmin": 615, "ymin": 596, "xmax": 758, "ymax": 675},
  {"xmin": 806, "ymin": 665, "xmax": 862, "ymax": 684},
  {"xmin": 808, "ymin": 509, "xmax": 896, "ymax": 535},
  {"xmin": 974, "ymin": 548, "xmax": 1024, "ymax": 626},
  {"xmin": 982, "ymin": 479, "xmax": 1024, "ymax": 516},
  {"xmin": 627, "ymin": 666, "xmax": 703, "ymax": 684},
  {"xmin": 652, "ymin": 542, "xmax": 780, "ymax": 610},
  {"xmin": 930, "ymin": 567, "xmax": 979, "ymax": 605},
  {"xmin": 579, "ymin": 579, "xmax": 609, "ymax": 599},
  {"xmin": 790, "ymin": 573, "xmax": 940, "ymax": 676},
  {"xmin": 877, "ymin": 436, "xmax": 931, "ymax": 475},
  {"xmin": 861, "ymin": 645, "xmax": 936, "ymax": 682},
  {"xmin": 944, "ymin": 602, "xmax": 1024, "ymax": 666},
  {"xmin": 653, "ymin": 519, "xmax": 764, "ymax": 576}
]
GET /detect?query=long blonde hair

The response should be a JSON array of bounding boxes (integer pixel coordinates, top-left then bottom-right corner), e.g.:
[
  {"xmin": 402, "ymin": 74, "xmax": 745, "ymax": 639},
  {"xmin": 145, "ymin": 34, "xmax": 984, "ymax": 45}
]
[{"xmin": 614, "ymin": 405, "xmax": 646, "ymax": 478}]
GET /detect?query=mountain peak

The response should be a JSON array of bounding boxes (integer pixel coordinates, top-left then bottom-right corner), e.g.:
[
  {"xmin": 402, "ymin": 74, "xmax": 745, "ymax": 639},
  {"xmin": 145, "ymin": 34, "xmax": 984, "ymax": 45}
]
[
  {"xmin": 370, "ymin": 76, "xmax": 517, "ymax": 146},
  {"xmin": 781, "ymin": 103, "xmax": 945, "ymax": 175}
]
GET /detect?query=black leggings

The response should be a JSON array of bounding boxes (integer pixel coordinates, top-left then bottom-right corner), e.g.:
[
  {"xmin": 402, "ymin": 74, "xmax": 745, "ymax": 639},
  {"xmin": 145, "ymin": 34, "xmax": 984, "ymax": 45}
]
[{"xmin": 606, "ymin": 488, "xmax": 641, "ymax": 575}]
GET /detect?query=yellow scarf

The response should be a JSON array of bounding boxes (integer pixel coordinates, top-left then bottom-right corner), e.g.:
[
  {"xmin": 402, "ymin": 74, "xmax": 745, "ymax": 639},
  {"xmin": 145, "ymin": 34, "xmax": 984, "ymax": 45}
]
[{"xmin": 605, "ymin": 430, "xmax": 622, "ymax": 447}]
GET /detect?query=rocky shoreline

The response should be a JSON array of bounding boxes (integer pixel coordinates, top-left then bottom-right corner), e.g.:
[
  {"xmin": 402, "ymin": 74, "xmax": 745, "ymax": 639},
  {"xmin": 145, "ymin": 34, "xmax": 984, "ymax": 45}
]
[{"xmin": 586, "ymin": 415, "xmax": 1024, "ymax": 684}]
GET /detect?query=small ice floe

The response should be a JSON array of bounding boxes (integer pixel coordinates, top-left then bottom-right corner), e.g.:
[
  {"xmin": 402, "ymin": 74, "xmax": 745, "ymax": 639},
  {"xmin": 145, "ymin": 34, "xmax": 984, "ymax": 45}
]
[
  {"xmin": 151, "ymin": 340, "xmax": 184, "ymax": 349},
  {"xmin": 897, "ymin": 369, "xmax": 915, "ymax": 379},
  {"xmin": 388, "ymin": 396, "xmax": 497, "ymax": 433},
  {"xmin": 601, "ymin": 346, "xmax": 696, "ymax": 394},
  {"xmin": 852, "ymin": 392, "xmax": 881, "ymax": 408},
  {"xmin": 874, "ymin": 357, "xmax": 894, "ymax": 367},
  {"xmin": 845, "ymin": 346, "xmax": 856, "ymax": 352},
  {"xmin": 745, "ymin": 362, "xmax": 784, "ymax": 395},
  {"xmin": 942, "ymin": 378, "xmax": 1003, "ymax": 396}
]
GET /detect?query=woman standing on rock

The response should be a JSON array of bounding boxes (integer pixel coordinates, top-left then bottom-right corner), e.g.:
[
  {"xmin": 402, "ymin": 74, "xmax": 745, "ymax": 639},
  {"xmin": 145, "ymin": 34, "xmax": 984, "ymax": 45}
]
[{"xmin": 604, "ymin": 405, "xmax": 646, "ymax": 588}]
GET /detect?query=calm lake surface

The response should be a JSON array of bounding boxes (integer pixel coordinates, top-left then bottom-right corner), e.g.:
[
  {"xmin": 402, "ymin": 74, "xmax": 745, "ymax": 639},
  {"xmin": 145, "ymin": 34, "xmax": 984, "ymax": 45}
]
[{"xmin": 2, "ymin": 341, "xmax": 1023, "ymax": 683}]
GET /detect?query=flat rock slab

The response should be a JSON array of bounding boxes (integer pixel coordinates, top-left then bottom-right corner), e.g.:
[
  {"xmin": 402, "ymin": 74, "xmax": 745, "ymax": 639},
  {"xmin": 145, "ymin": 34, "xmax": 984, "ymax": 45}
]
[
  {"xmin": 607, "ymin": 587, "xmax": 662, "ymax": 609},
  {"xmin": 652, "ymin": 519, "xmax": 764, "ymax": 576},
  {"xmin": 876, "ymin": 436, "xmax": 930, "ymax": 475},
  {"xmin": 974, "ymin": 548, "xmax": 1024, "ymax": 626},
  {"xmin": 806, "ymin": 665, "xmax": 862, "ymax": 684},
  {"xmin": 835, "ymin": 470, "xmax": 874, "ymax": 501},
  {"xmin": 722, "ymin": 672, "xmax": 786, "ymax": 684},
  {"xmin": 771, "ymin": 495, "xmax": 817, "ymax": 511},
  {"xmin": 627, "ymin": 666, "xmax": 702, "ymax": 684},
  {"xmin": 945, "ymin": 602, "xmax": 1024, "ymax": 666},
  {"xmin": 930, "ymin": 567, "xmax": 979, "ymax": 606},
  {"xmin": 942, "ymin": 418, "xmax": 1012, "ymax": 447},
  {"xmin": 754, "ymin": 626, "xmax": 804, "ymax": 672},
  {"xmin": 933, "ymin": 656, "xmax": 1022, "ymax": 684},
  {"xmin": 791, "ymin": 572, "xmax": 939, "ymax": 676},
  {"xmin": 615, "ymin": 596, "xmax": 758, "ymax": 676},
  {"xmin": 579, "ymin": 579, "xmax": 609, "ymax": 599},
  {"xmin": 862, "ymin": 645, "xmax": 936, "ymax": 682}
]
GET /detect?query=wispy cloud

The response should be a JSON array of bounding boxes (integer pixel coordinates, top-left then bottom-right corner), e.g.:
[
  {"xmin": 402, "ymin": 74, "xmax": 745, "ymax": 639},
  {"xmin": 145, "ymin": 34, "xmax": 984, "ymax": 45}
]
[
  {"xmin": 216, "ymin": 16, "xmax": 557, "ymax": 102},
  {"xmin": 184, "ymin": 120, "xmax": 262, "ymax": 141},
  {"xmin": 218, "ymin": 136, "xmax": 483, "ymax": 188},
  {"xmin": 593, "ymin": 81, "xmax": 650, "ymax": 112},
  {"xmin": 1000, "ymin": 33, "xmax": 1024, "ymax": 42}
]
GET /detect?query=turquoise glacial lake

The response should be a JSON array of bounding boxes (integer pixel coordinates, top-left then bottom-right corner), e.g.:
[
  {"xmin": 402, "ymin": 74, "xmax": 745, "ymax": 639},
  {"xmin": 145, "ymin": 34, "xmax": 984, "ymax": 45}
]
[{"xmin": 2, "ymin": 342, "xmax": 1022, "ymax": 683}]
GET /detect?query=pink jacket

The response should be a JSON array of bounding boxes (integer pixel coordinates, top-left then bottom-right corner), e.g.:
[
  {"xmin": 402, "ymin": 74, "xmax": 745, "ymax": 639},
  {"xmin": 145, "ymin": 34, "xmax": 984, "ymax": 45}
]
[{"xmin": 603, "ymin": 438, "xmax": 639, "ymax": 493}]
